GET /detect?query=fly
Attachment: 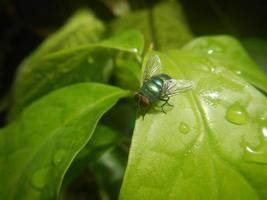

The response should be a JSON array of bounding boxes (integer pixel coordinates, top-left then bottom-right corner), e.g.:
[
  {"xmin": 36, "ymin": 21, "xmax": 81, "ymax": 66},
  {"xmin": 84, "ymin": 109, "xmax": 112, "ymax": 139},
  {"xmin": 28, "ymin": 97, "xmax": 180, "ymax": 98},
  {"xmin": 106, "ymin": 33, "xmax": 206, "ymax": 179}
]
[{"xmin": 134, "ymin": 54, "xmax": 194, "ymax": 114}]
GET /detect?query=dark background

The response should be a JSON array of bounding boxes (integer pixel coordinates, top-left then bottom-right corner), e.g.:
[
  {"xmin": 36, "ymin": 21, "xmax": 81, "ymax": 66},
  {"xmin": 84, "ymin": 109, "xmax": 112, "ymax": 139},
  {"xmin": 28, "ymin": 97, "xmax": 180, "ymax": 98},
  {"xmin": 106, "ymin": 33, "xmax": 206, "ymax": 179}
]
[{"xmin": 1, "ymin": 0, "xmax": 267, "ymax": 124}]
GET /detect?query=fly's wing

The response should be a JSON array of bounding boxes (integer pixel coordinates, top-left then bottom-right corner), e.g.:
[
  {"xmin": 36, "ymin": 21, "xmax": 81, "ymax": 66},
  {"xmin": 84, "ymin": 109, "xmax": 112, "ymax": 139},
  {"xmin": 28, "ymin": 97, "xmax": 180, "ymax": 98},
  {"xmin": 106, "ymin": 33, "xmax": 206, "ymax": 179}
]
[
  {"xmin": 161, "ymin": 79, "xmax": 194, "ymax": 98},
  {"xmin": 143, "ymin": 54, "xmax": 161, "ymax": 82}
]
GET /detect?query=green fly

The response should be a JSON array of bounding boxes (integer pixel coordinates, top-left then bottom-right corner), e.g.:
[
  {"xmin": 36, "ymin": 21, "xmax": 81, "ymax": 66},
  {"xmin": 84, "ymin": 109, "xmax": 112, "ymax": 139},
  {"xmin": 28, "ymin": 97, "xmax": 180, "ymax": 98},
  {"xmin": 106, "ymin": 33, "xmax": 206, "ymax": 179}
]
[{"xmin": 135, "ymin": 54, "xmax": 194, "ymax": 114}]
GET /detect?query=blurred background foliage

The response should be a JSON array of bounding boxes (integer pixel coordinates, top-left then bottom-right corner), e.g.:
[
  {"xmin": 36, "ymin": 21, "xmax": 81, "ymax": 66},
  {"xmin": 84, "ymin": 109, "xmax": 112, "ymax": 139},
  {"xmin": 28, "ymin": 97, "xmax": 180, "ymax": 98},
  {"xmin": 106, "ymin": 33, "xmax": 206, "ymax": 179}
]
[
  {"xmin": 1, "ymin": 0, "xmax": 267, "ymax": 106},
  {"xmin": 0, "ymin": 0, "xmax": 267, "ymax": 199}
]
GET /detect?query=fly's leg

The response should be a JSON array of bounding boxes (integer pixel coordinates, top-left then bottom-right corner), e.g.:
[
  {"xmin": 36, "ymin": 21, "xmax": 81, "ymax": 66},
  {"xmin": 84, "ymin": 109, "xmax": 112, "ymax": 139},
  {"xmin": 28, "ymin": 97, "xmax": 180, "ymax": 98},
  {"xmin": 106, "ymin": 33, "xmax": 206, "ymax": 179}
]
[
  {"xmin": 160, "ymin": 97, "xmax": 173, "ymax": 114},
  {"xmin": 161, "ymin": 105, "xmax": 167, "ymax": 114},
  {"xmin": 160, "ymin": 97, "xmax": 173, "ymax": 107},
  {"xmin": 135, "ymin": 98, "xmax": 147, "ymax": 119},
  {"xmin": 136, "ymin": 99, "xmax": 144, "ymax": 119}
]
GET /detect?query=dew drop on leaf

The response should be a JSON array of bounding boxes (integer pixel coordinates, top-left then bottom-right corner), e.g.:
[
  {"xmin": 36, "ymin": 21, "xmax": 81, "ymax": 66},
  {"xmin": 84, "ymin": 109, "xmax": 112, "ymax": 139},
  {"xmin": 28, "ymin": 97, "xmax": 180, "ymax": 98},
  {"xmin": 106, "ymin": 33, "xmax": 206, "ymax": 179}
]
[
  {"xmin": 31, "ymin": 167, "xmax": 50, "ymax": 189},
  {"xmin": 262, "ymin": 127, "xmax": 267, "ymax": 138},
  {"xmin": 235, "ymin": 70, "xmax": 242, "ymax": 75},
  {"xmin": 179, "ymin": 122, "xmax": 190, "ymax": 134},
  {"xmin": 207, "ymin": 48, "xmax": 214, "ymax": 55},
  {"xmin": 130, "ymin": 48, "xmax": 138, "ymax": 53},
  {"xmin": 259, "ymin": 117, "xmax": 267, "ymax": 139},
  {"xmin": 243, "ymin": 146, "xmax": 267, "ymax": 164},
  {"xmin": 225, "ymin": 103, "xmax": 249, "ymax": 125},
  {"xmin": 53, "ymin": 149, "xmax": 65, "ymax": 165},
  {"xmin": 204, "ymin": 41, "xmax": 223, "ymax": 55},
  {"xmin": 210, "ymin": 67, "xmax": 216, "ymax": 72}
]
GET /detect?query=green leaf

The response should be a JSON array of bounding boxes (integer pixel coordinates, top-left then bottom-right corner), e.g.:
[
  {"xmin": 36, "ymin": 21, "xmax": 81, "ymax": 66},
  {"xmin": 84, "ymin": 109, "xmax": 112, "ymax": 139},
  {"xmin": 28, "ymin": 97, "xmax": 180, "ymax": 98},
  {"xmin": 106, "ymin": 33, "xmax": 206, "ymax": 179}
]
[
  {"xmin": 111, "ymin": 1, "xmax": 193, "ymax": 50},
  {"xmin": 99, "ymin": 30, "xmax": 144, "ymax": 54},
  {"xmin": 0, "ymin": 83, "xmax": 129, "ymax": 200},
  {"xmin": 9, "ymin": 30, "xmax": 143, "ymax": 119},
  {"xmin": 120, "ymin": 51, "xmax": 267, "ymax": 199},
  {"xmin": 113, "ymin": 58, "xmax": 141, "ymax": 91},
  {"xmin": 61, "ymin": 124, "xmax": 122, "ymax": 190},
  {"xmin": 183, "ymin": 36, "xmax": 267, "ymax": 93}
]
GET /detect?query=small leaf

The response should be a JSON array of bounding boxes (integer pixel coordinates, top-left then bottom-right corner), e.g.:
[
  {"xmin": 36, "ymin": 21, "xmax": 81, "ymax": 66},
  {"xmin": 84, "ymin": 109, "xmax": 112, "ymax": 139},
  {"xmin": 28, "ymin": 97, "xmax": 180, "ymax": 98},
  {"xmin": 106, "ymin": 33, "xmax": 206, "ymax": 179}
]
[
  {"xmin": 183, "ymin": 36, "xmax": 267, "ymax": 92},
  {"xmin": 9, "ymin": 30, "xmax": 143, "ymax": 119},
  {"xmin": 0, "ymin": 83, "xmax": 129, "ymax": 200},
  {"xmin": 111, "ymin": 1, "xmax": 193, "ymax": 50},
  {"xmin": 120, "ymin": 51, "xmax": 267, "ymax": 199},
  {"xmin": 113, "ymin": 58, "xmax": 141, "ymax": 90}
]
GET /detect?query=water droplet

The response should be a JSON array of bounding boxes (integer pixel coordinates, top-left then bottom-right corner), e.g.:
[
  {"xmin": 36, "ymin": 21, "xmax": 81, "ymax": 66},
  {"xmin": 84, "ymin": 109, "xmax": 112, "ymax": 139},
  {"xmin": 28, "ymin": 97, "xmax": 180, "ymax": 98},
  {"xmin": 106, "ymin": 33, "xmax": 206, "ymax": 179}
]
[
  {"xmin": 131, "ymin": 48, "xmax": 138, "ymax": 53},
  {"xmin": 87, "ymin": 57, "xmax": 94, "ymax": 64},
  {"xmin": 179, "ymin": 122, "xmax": 190, "ymax": 134},
  {"xmin": 205, "ymin": 42, "xmax": 223, "ymax": 55},
  {"xmin": 53, "ymin": 150, "xmax": 65, "ymax": 165},
  {"xmin": 262, "ymin": 127, "xmax": 267, "ymax": 138},
  {"xmin": 210, "ymin": 67, "xmax": 216, "ymax": 72},
  {"xmin": 31, "ymin": 167, "xmax": 50, "ymax": 189},
  {"xmin": 235, "ymin": 70, "xmax": 242, "ymax": 75},
  {"xmin": 259, "ymin": 117, "xmax": 267, "ymax": 139},
  {"xmin": 244, "ymin": 146, "xmax": 267, "ymax": 164},
  {"xmin": 207, "ymin": 48, "xmax": 214, "ymax": 55},
  {"xmin": 225, "ymin": 103, "xmax": 249, "ymax": 125}
]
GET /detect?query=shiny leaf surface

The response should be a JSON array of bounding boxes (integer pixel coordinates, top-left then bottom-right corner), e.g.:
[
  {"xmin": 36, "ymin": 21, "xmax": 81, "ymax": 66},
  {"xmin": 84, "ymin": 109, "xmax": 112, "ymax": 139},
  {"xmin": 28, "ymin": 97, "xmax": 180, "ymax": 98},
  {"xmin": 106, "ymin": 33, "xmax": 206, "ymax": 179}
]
[
  {"xmin": 120, "ymin": 50, "xmax": 267, "ymax": 200},
  {"xmin": 0, "ymin": 83, "xmax": 128, "ymax": 200},
  {"xmin": 183, "ymin": 36, "xmax": 267, "ymax": 92},
  {"xmin": 10, "ymin": 30, "xmax": 143, "ymax": 119}
]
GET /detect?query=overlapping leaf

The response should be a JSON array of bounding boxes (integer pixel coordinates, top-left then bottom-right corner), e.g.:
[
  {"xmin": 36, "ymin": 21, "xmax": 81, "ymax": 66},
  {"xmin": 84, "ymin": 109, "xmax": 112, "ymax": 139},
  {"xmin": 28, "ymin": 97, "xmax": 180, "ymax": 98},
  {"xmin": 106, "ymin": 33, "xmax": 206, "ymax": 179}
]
[
  {"xmin": 10, "ymin": 30, "xmax": 143, "ymax": 119},
  {"xmin": 0, "ymin": 83, "xmax": 129, "ymax": 200}
]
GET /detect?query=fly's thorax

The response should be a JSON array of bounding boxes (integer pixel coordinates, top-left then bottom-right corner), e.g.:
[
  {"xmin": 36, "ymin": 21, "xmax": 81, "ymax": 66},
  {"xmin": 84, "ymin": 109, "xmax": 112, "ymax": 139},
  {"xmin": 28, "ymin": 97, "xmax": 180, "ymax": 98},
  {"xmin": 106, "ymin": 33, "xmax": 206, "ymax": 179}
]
[{"xmin": 152, "ymin": 78, "xmax": 164, "ymax": 87}]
